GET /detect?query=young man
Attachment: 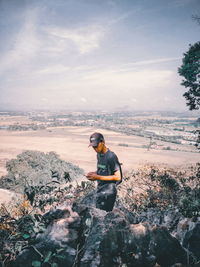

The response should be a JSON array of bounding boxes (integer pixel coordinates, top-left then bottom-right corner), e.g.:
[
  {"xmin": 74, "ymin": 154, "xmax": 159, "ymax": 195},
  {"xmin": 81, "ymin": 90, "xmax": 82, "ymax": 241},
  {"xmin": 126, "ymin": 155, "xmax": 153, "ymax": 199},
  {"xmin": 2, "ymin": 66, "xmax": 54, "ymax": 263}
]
[{"xmin": 86, "ymin": 132, "xmax": 122, "ymax": 212}]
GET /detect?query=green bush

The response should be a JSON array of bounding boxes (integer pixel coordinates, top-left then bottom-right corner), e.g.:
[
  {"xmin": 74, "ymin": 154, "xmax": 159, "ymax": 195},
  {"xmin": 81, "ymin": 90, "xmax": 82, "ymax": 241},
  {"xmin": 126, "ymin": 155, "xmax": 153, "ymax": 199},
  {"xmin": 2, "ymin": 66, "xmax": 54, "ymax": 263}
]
[{"xmin": 0, "ymin": 150, "xmax": 84, "ymax": 193}]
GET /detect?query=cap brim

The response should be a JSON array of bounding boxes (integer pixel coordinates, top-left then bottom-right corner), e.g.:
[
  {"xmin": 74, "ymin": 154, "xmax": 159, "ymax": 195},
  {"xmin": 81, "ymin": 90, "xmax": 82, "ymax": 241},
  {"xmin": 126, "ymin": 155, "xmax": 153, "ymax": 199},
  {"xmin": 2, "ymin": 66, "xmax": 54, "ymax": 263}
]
[{"xmin": 88, "ymin": 142, "xmax": 98, "ymax": 147}]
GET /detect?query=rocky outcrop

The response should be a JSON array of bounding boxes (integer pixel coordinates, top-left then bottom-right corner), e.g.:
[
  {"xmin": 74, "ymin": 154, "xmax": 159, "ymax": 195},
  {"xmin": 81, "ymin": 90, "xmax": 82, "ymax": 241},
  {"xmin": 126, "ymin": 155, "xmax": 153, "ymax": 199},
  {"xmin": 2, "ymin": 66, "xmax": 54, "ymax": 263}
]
[
  {"xmin": 13, "ymin": 192, "xmax": 199, "ymax": 267},
  {"xmin": 183, "ymin": 222, "xmax": 200, "ymax": 261}
]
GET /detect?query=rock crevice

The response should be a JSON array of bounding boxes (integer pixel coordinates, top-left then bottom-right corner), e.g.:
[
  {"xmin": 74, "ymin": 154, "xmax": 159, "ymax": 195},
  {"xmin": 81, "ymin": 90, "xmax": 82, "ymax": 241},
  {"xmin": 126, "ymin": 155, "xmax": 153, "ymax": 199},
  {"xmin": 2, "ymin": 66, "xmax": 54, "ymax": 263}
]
[{"xmin": 13, "ymin": 192, "xmax": 199, "ymax": 267}]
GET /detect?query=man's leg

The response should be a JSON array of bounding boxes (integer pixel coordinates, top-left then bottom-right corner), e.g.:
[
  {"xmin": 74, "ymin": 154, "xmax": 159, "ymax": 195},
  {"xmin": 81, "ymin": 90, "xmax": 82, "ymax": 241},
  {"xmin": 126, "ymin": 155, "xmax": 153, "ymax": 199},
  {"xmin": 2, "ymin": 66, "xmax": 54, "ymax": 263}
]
[{"xmin": 96, "ymin": 183, "xmax": 117, "ymax": 212}]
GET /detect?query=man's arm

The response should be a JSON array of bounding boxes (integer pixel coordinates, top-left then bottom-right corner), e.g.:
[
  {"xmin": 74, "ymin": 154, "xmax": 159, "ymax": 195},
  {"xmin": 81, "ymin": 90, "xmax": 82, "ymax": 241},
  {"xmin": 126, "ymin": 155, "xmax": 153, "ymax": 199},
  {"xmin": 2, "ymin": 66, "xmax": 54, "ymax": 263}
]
[{"xmin": 86, "ymin": 170, "xmax": 121, "ymax": 182}]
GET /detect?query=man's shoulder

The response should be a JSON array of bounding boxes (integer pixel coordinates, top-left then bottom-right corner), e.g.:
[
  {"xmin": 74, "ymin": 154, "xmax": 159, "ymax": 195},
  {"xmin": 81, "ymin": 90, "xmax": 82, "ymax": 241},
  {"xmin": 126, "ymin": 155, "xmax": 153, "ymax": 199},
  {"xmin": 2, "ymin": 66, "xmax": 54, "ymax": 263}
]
[{"xmin": 107, "ymin": 150, "xmax": 118, "ymax": 160}]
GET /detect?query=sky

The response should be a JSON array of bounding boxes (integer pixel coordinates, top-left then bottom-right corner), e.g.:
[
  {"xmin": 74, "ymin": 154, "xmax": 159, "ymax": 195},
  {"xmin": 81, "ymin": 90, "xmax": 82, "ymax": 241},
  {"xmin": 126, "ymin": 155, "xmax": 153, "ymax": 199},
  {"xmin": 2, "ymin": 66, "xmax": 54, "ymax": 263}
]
[{"xmin": 0, "ymin": 0, "xmax": 200, "ymax": 112}]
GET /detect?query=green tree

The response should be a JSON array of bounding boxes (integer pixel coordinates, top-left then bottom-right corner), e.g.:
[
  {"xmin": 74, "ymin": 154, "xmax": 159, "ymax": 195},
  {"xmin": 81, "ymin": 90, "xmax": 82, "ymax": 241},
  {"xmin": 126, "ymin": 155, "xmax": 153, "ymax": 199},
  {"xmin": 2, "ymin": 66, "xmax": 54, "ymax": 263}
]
[
  {"xmin": 178, "ymin": 42, "xmax": 200, "ymax": 110},
  {"xmin": 192, "ymin": 15, "xmax": 200, "ymax": 25},
  {"xmin": 0, "ymin": 150, "xmax": 84, "ymax": 193}
]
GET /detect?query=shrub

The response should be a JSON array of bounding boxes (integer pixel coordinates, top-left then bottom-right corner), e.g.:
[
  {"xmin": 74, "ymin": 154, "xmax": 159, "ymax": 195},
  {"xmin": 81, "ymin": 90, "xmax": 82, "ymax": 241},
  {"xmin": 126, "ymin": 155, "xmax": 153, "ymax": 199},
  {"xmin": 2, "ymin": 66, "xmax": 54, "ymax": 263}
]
[
  {"xmin": 118, "ymin": 163, "xmax": 200, "ymax": 217},
  {"xmin": 0, "ymin": 150, "xmax": 84, "ymax": 193}
]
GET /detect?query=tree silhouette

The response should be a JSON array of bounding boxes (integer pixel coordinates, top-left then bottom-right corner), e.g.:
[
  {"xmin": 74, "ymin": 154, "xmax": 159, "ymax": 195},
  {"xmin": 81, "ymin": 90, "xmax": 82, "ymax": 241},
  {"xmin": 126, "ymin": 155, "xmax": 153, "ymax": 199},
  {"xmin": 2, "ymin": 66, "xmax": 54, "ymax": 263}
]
[
  {"xmin": 192, "ymin": 15, "xmax": 200, "ymax": 25},
  {"xmin": 178, "ymin": 42, "xmax": 200, "ymax": 110}
]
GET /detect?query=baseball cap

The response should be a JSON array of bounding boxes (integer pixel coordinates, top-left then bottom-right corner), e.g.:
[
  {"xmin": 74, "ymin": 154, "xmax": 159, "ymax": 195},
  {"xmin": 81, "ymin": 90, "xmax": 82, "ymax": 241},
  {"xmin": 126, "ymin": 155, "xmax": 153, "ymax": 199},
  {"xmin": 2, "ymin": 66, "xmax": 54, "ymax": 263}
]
[{"xmin": 89, "ymin": 132, "xmax": 104, "ymax": 147}]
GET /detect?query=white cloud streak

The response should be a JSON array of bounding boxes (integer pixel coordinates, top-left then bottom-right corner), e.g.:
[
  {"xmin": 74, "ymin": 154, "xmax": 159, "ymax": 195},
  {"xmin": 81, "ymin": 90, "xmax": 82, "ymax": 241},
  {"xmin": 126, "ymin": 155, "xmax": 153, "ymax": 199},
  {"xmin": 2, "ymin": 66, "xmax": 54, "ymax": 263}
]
[
  {"xmin": 82, "ymin": 69, "xmax": 173, "ymax": 90},
  {"xmin": 0, "ymin": 8, "xmax": 40, "ymax": 73},
  {"xmin": 38, "ymin": 65, "xmax": 70, "ymax": 74},
  {"xmin": 124, "ymin": 57, "xmax": 181, "ymax": 67},
  {"xmin": 80, "ymin": 97, "xmax": 87, "ymax": 103},
  {"xmin": 36, "ymin": 56, "xmax": 179, "ymax": 76},
  {"xmin": 108, "ymin": 9, "xmax": 139, "ymax": 25},
  {"xmin": 45, "ymin": 25, "xmax": 106, "ymax": 54}
]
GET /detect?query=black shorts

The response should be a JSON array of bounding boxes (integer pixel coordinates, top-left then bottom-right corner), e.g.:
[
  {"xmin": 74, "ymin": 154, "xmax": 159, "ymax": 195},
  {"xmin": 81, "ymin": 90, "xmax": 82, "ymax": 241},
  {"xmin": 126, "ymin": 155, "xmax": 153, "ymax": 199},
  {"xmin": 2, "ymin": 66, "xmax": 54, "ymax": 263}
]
[{"xmin": 96, "ymin": 183, "xmax": 117, "ymax": 212}]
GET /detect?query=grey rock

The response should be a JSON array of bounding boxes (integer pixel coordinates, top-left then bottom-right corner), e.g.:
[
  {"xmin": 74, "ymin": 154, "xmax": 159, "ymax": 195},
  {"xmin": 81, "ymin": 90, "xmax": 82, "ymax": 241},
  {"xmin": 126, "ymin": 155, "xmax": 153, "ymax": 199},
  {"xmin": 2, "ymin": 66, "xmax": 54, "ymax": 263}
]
[
  {"xmin": 13, "ymin": 194, "xmax": 199, "ymax": 267},
  {"xmin": 183, "ymin": 222, "xmax": 200, "ymax": 260}
]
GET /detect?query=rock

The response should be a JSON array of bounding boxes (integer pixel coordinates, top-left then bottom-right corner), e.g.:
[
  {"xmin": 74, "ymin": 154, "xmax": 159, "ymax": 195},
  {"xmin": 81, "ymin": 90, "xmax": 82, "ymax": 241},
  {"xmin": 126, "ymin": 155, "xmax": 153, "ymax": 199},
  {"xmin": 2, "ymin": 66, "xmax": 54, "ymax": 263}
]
[
  {"xmin": 135, "ymin": 208, "xmax": 183, "ymax": 231},
  {"xmin": 150, "ymin": 226, "xmax": 193, "ymax": 267},
  {"xmin": 183, "ymin": 222, "xmax": 200, "ymax": 260},
  {"xmin": 75, "ymin": 190, "xmax": 136, "ymax": 224},
  {"xmin": 77, "ymin": 189, "xmax": 97, "ymax": 207},
  {"xmin": 13, "ymin": 193, "xmax": 199, "ymax": 267},
  {"xmin": 175, "ymin": 217, "xmax": 199, "ymax": 243},
  {"xmin": 74, "ymin": 205, "xmax": 192, "ymax": 267},
  {"xmin": 14, "ymin": 206, "xmax": 80, "ymax": 267}
]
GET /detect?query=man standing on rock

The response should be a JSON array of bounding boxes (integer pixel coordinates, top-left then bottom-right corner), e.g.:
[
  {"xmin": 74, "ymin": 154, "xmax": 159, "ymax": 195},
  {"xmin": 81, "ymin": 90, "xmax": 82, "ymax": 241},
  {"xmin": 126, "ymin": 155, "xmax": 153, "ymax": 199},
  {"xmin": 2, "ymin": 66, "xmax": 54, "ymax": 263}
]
[{"xmin": 86, "ymin": 132, "xmax": 122, "ymax": 212}]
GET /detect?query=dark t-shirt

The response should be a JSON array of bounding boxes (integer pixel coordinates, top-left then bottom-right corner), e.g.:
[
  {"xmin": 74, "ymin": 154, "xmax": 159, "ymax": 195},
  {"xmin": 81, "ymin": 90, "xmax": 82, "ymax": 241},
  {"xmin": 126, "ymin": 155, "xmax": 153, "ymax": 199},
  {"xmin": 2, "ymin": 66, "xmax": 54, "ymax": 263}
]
[{"xmin": 96, "ymin": 149, "xmax": 120, "ymax": 187}]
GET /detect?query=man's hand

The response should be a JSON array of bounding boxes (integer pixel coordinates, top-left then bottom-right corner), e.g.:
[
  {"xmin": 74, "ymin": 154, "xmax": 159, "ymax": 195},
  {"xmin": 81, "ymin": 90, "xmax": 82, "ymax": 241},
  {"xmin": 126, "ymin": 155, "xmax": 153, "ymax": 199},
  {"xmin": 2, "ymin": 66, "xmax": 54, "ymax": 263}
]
[
  {"xmin": 86, "ymin": 170, "xmax": 121, "ymax": 182},
  {"xmin": 86, "ymin": 172, "xmax": 99, "ymax": 181}
]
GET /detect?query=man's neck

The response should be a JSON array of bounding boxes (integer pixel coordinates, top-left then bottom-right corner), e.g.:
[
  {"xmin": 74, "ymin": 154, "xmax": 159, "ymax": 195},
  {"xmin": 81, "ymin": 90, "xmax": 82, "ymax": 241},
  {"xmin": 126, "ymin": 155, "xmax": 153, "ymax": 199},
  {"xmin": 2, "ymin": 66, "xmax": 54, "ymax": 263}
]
[{"xmin": 101, "ymin": 145, "xmax": 108, "ymax": 154}]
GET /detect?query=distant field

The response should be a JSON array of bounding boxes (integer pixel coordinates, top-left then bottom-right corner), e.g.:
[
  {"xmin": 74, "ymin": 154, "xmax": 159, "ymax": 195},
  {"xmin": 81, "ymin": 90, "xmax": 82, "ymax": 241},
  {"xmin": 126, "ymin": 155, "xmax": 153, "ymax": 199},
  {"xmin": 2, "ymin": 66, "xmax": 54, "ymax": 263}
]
[
  {"xmin": 0, "ymin": 126, "xmax": 199, "ymax": 177},
  {"xmin": 0, "ymin": 115, "xmax": 33, "ymax": 126}
]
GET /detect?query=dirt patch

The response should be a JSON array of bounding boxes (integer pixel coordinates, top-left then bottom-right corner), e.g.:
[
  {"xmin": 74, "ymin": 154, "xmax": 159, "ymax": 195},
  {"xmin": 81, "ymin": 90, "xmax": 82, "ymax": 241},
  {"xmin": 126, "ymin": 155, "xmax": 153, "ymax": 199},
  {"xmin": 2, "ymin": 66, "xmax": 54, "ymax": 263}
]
[{"xmin": 0, "ymin": 188, "xmax": 22, "ymax": 205}]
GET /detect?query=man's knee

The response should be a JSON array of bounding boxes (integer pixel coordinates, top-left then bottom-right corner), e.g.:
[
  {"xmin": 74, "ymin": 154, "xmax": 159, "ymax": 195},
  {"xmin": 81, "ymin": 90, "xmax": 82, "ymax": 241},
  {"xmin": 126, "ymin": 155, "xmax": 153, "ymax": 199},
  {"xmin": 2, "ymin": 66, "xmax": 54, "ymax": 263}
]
[{"xmin": 96, "ymin": 191, "xmax": 116, "ymax": 212}]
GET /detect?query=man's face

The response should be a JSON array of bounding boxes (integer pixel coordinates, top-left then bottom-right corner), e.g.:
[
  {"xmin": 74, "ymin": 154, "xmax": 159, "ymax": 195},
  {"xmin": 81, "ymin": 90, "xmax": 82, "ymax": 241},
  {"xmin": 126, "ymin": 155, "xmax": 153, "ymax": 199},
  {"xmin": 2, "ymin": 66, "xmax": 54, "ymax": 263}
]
[{"xmin": 93, "ymin": 142, "xmax": 104, "ymax": 153}]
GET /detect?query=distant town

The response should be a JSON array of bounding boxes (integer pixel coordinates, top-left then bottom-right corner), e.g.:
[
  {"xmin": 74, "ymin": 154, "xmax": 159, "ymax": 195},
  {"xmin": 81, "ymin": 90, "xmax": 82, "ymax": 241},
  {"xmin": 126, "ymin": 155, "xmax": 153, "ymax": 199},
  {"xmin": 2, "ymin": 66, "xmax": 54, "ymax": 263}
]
[{"xmin": 0, "ymin": 110, "xmax": 200, "ymax": 153}]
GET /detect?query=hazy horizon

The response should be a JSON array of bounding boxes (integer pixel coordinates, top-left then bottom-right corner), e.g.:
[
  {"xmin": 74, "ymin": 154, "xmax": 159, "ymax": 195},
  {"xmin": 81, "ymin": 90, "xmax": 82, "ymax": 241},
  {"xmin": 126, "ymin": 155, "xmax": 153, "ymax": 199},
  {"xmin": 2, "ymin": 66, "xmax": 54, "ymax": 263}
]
[
  {"xmin": 0, "ymin": 0, "xmax": 200, "ymax": 112},
  {"xmin": 0, "ymin": 108, "xmax": 200, "ymax": 117}
]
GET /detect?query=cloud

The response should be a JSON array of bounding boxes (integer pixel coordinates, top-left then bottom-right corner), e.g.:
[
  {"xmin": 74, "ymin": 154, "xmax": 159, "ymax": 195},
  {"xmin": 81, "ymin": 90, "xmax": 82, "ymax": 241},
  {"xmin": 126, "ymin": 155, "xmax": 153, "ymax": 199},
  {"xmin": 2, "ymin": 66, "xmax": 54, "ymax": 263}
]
[
  {"xmin": 108, "ymin": 9, "xmax": 138, "ymax": 25},
  {"xmin": 164, "ymin": 96, "xmax": 170, "ymax": 102},
  {"xmin": 82, "ymin": 68, "xmax": 173, "ymax": 90},
  {"xmin": 131, "ymin": 98, "xmax": 137, "ymax": 103},
  {"xmin": 45, "ymin": 25, "xmax": 106, "ymax": 54},
  {"xmin": 0, "ymin": 8, "xmax": 40, "ymax": 73},
  {"xmin": 80, "ymin": 97, "xmax": 87, "ymax": 103},
  {"xmin": 30, "ymin": 63, "xmax": 175, "ymax": 102},
  {"xmin": 171, "ymin": 0, "xmax": 195, "ymax": 7},
  {"xmin": 38, "ymin": 64, "xmax": 70, "ymax": 74},
  {"xmin": 124, "ymin": 57, "xmax": 181, "ymax": 68}
]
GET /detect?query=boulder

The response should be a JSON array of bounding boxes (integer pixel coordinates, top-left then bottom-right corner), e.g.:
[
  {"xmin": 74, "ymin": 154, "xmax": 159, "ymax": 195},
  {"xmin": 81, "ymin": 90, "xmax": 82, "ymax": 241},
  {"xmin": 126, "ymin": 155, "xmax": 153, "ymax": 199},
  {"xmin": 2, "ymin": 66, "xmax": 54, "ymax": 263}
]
[
  {"xmin": 13, "ymin": 195, "xmax": 197, "ymax": 267},
  {"xmin": 182, "ymin": 222, "xmax": 200, "ymax": 260},
  {"xmin": 14, "ymin": 206, "xmax": 80, "ymax": 267}
]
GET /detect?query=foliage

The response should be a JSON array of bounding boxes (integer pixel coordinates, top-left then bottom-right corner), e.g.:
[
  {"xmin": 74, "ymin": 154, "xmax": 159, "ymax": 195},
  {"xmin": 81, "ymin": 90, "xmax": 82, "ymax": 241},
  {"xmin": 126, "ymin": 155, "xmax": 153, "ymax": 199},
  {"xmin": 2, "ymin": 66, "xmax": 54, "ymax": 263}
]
[
  {"xmin": 192, "ymin": 14, "xmax": 200, "ymax": 25},
  {"xmin": 0, "ymin": 150, "xmax": 84, "ymax": 193},
  {"xmin": 0, "ymin": 150, "xmax": 89, "ymax": 266},
  {"xmin": 118, "ymin": 143, "xmax": 129, "ymax": 147},
  {"xmin": 194, "ymin": 129, "xmax": 200, "ymax": 150},
  {"xmin": 0, "ymin": 149, "xmax": 199, "ymax": 266},
  {"xmin": 118, "ymin": 163, "xmax": 200, "ymax": 217},
  {"xmin": 0, "ymin": 180, "xmax": 94, "ymax": 266},
  {"xmin": 178, "ymin": 42, "xmax": 200, "ymax": 110}
]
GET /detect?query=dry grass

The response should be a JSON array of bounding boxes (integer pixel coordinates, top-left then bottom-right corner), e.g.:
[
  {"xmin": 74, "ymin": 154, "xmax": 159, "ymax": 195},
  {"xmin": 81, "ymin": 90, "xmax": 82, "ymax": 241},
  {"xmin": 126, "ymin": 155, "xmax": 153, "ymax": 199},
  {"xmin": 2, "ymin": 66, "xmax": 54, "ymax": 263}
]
[{"xmin": 0, "ymin": 126, "xmax": 199, "ymax": 177}]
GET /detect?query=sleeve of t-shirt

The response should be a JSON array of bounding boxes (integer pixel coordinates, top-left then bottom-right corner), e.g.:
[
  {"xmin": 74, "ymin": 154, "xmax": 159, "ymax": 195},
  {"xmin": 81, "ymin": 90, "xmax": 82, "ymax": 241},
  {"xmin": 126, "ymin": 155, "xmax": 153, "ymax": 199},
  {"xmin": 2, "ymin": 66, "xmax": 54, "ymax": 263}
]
[{"xmin": 108, "ymin": 152, "xmax": 120, "ymax": 174}]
